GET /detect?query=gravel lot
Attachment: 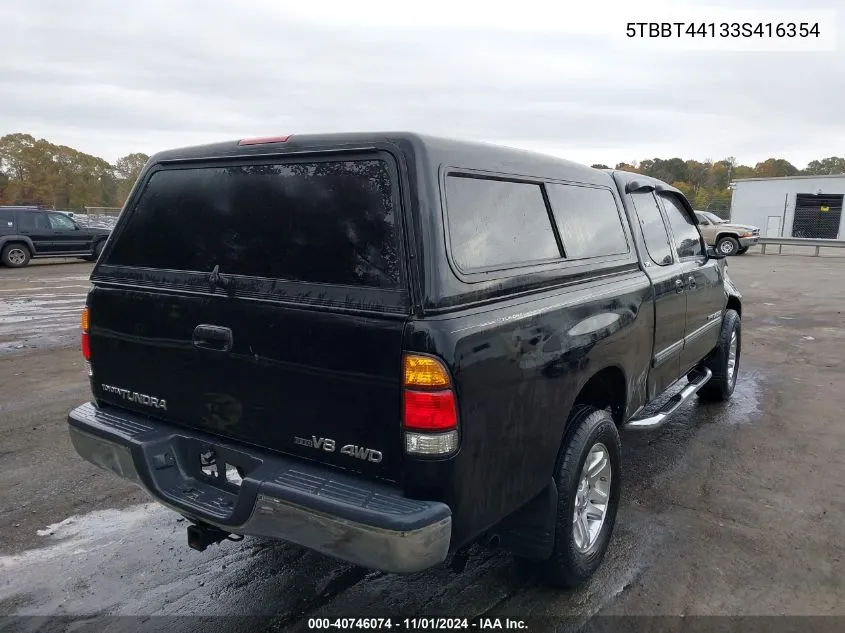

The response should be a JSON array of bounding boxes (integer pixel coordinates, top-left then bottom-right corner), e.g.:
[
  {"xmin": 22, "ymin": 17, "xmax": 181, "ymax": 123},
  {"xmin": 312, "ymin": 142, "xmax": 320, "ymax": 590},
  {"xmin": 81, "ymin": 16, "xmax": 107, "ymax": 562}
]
[{"xmin": 1, "ymin": 250, "xmax": 844, "ymax": 629}]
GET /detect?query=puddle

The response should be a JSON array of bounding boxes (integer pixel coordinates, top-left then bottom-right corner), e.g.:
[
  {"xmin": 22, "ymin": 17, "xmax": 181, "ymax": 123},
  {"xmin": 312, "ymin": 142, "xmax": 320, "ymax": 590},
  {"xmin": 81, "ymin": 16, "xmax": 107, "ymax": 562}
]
[
  {"xmin": 0, "ymin": 289, "xmax": 87, "ymax": 353},
  {"xmin": 0, "ymin": 286, "xmax": 90, "ymax": 294},
  {"xmin": 26, "ymin": 276, "xmax": 92, "ymax": 284},
  {"xmin": 705, "ymin": 367, "xmax": 762, "ymax": 427},
  {"xmin": 0, "ymin": 503, "xmax": 254, "ymax": 616},
  {"xmin": 620, "ymin": 366, "xmax": 765, "ymax": 521},
  {"xmin": 2, "ymin": 505, "xmax": 165, "ymax": 570}
]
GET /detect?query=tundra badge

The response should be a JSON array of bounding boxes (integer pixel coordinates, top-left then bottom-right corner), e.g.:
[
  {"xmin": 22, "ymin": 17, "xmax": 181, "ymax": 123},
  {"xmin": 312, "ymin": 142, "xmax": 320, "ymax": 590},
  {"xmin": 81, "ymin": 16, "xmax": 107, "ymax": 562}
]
[{"xmin": 101, "ymin": 384, "xmax": 168, "ymax": 410}]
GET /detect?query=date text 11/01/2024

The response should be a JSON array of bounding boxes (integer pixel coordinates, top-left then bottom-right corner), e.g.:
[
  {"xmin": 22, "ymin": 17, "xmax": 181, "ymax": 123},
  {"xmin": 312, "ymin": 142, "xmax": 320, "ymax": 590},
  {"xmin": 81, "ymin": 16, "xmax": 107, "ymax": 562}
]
[
  {"xmin": 626, "ymin": 22, "xmax": 821, "ymax": 38},
  {"xmin": 307, "ymin": 618, "xmax": 528, "ymax": 630}
]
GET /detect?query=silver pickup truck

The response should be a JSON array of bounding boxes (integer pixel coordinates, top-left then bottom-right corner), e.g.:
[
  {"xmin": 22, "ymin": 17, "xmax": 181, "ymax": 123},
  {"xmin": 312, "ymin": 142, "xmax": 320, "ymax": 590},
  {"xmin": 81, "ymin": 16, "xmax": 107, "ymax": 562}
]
[{"xmin": 694, "ymin": 210, "xmax": 760, "ymax": 256}]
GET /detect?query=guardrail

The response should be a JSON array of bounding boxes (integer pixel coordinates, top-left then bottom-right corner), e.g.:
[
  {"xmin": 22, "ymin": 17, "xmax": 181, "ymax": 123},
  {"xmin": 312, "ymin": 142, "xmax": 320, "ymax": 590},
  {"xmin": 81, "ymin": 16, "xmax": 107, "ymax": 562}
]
[{"xmin": 759, "ymin": 237, "xmax": 845, "ymax": 256}]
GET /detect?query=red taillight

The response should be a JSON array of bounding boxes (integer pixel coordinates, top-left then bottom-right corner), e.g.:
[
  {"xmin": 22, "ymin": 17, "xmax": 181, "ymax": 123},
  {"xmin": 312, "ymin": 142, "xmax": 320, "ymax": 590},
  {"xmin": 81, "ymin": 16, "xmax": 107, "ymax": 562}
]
[
  {"xmin": 403, "ymin": 390, "xmax": 458, "ymax": 431},
  {"xmin": 401, "ymin": 354, "xmax": 459, "ymax": 456},
  {"xmin": 81, "ymin": 307, "xmax": 90, "ymax": 360},
  {"xmin": 238, "ymin": 135, "xmax": 291, "ymax": 146}
]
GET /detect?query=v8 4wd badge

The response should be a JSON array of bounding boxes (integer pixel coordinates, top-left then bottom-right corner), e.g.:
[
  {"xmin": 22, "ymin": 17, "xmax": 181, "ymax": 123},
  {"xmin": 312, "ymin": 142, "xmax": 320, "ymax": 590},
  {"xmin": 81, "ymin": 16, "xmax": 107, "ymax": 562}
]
[{"xmin": 293, "ymin": 435, "xmax": 383, "ymax": 463}]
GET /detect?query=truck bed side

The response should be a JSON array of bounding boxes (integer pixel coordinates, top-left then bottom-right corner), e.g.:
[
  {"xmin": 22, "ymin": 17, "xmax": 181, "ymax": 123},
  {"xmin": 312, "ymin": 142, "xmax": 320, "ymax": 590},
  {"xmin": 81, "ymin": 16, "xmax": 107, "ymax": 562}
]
[{"xmin": 401, "ymin": 270, "xmax": 653, "ymax": 547}]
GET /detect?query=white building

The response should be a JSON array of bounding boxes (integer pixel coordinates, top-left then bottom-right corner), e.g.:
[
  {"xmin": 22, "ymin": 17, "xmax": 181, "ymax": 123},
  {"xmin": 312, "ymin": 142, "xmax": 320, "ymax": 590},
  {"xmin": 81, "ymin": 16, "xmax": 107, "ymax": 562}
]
[{"xmin": 729, "ymin": 175, "xmax": 845, "ymax": 239}]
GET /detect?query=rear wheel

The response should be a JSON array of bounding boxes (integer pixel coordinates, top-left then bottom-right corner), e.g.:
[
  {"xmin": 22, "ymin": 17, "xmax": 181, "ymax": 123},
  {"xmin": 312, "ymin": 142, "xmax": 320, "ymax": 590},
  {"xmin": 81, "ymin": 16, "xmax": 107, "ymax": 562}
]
[
  {"xmin": 539, "ymin": 405, "xmax": 621, "ymax": 588},
  {"xmin": 1, "ymin": 244, "xmax": 31, "ymax": 268},
  {"xmin": 716, "ymin": 236, "xmax": 740, "ymax": 256},
  {"xmin": 83, "ymin": 240, "xmax": 105, "ymax": 262},
  {"xmin": 698, "ymin": 309, "xmax": 741, "ymax": 402}
]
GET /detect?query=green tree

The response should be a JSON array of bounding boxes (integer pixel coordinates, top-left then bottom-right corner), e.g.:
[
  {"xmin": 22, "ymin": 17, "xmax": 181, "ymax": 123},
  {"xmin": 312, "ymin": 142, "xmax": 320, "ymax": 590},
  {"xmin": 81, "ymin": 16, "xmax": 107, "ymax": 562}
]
[
  {"xmin": 0, "ymin": 134, "xmax": 59, "ymax": 205},
  {"xmin": 0, "ymin": 133, "xmax": 124, "ymax": 208},
  {"xmin": 591, "ymin": 163, "xmax": 610, "ymax": 170},
  {"xmin": 672, "ymin": 181, "xmax": 694, "ymax": 199},
  {"xmin": 114, "ymin": 152, "xmax": 150, "ymax": 204},
  {"xmin": 754, "ymin": 158, "xmax": 799, "ymax": 178},
  {"xmin": 708, "ymin": 189, "xmax": 732, "ymax": 215},
  {"xmin": 732, "ymin": 165, "xmax": 756, "ymax": 180},
  {"xmin": 684, "ymin": 160, "xmax": 710, "ymax": 197},
  {"xmin": 803, "ymin": 156, "xmax": 845, "ymax": 176},
  {"xmin": 708, "ymin": 161, "xmax": 733, "ymax": 190},
  {"xmin": 641, "ymin": 158, "xmax": 688, "ymax": 184},
  {"xmin": 614, "ymin": 162, "xmax": 640, "ymax": 174}
]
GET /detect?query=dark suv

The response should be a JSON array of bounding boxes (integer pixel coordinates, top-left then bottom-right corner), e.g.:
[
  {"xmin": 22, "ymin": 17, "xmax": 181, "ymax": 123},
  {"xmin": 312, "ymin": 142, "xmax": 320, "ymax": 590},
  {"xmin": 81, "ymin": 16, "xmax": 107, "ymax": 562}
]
[
  {"xmin": 67, "ymin": 133, "xmax": 743, "ymax": 588},
  {"xmin": 0, "ymin": 207, "xmax": 111, "ymax": 267}
]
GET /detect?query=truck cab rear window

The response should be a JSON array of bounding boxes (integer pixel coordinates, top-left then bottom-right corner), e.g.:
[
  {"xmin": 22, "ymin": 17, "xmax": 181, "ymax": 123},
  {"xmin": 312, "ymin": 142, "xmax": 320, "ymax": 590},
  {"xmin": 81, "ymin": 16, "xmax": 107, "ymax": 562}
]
[{"xmin": 105, "ymin": 159, "xmax": 401, "ymax": 288}]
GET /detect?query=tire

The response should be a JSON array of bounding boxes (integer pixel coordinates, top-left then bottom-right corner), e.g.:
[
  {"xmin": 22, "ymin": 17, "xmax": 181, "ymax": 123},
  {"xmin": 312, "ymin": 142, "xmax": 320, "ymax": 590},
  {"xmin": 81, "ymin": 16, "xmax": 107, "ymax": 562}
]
[
  {"xmin": 697, "ymin": 309, "xmax": 741, "ymax": 402},
  {"xmin": 716, "ymin": 236, "xmax": 740, "ymax": 256},
  {"xmin": 1, "ymin": 243, "xmax": 31, "ymax": 268},
  {"xmin": 736, "ymin": 247, "xmax": 748, "ymax": 255},
  {"xmin": 83, "ymin": 240, "xmax": 105, "ymax": 262},
  {"xmin": 539, "ymin": 405, "xmax": 622, "ymax": 588}
]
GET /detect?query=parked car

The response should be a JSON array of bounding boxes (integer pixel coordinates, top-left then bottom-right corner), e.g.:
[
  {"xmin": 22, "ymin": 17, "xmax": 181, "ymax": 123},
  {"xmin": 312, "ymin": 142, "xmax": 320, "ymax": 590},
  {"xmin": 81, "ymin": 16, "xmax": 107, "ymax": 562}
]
[
  {"xmin": 0, "ymin": 207, "xmax": 111, "ymax": 267},
  {"xmin": 67, "ymin": 133, "xmax": 743, "ymax": 588},
  {"xmin": 694, "ymin": 210, "xmax": 760, "ymax": 256}
]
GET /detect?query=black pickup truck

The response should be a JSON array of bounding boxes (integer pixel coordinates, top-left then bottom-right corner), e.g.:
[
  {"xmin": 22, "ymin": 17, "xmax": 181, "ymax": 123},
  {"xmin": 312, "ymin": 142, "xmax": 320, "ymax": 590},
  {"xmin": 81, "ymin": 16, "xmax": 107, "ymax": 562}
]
[{"xmin": 67, "ymin": 133, "xmax": 742, "ymax": 587}]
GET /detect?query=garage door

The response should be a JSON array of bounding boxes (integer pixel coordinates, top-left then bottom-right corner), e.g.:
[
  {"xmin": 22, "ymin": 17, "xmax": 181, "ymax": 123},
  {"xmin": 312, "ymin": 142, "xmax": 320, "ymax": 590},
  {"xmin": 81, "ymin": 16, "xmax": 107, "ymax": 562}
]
[{"xmin": 792, "ymin": 194, "xmax": 843, "ymax": 239}]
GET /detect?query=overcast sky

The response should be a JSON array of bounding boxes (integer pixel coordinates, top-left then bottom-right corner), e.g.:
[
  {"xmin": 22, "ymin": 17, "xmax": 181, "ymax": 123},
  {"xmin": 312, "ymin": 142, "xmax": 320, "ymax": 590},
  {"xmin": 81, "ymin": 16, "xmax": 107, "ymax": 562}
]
[{"xmin": 1, "ymin": 0, "xmax": 842, "ymax": 168}]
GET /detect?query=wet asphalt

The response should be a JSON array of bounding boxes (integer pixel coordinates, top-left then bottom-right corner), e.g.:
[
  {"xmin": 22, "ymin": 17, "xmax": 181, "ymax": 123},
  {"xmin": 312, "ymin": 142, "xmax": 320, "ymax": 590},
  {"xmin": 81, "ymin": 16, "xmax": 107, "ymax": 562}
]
[
  {"xmin": 0, "ymin": 260, "xmax": 90, "ymax": 353},
  {"xmin": 1, "ymin": 251, "xmax": 844, "ymax": 629}
]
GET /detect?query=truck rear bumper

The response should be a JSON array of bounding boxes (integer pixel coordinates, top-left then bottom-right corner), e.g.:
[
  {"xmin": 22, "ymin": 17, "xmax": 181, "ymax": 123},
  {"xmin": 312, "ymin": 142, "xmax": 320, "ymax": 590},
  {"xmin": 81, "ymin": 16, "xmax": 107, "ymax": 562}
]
[{"xmin": 67, "ymin": 402, "xmax": 452, "ymax": 574}]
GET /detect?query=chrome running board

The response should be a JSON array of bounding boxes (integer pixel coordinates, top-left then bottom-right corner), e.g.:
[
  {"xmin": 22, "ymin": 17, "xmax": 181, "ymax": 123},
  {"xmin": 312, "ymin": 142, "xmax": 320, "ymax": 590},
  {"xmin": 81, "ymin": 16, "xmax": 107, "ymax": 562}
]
[{"xmin": 623, "ymin": 367, "xmax": 713, "ymax": 431}]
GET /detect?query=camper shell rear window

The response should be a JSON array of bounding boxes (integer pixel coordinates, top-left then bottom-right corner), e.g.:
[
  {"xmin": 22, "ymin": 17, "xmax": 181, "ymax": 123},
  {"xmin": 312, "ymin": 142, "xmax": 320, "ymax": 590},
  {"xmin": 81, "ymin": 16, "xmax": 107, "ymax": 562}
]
[{"xmin": 105, "ymin": 156, "xmax": 402, "ymax": 289}]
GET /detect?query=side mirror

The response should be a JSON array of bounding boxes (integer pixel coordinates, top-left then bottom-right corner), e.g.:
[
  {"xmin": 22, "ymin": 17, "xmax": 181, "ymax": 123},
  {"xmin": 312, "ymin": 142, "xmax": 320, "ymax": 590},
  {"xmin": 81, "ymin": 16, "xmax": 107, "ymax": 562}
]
[{"xmin": 706, "ymin": 245, "xmax": 726, "ymax": 260}]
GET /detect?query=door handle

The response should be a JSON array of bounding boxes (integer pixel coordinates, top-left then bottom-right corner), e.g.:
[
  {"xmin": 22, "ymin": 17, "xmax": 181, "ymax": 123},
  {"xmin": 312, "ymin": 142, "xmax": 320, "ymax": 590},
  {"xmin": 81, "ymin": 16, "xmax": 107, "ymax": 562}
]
[
  {"xmin": 675, "ymin": 279, "xmax": 684, "ymax": 293},
  {"xmin": 688, "ymin": 276, "xmax": 697, "ymax": 289},
  {"xmin": 192, "ymin": 324, "xmax": 233, "ymax": 352}
]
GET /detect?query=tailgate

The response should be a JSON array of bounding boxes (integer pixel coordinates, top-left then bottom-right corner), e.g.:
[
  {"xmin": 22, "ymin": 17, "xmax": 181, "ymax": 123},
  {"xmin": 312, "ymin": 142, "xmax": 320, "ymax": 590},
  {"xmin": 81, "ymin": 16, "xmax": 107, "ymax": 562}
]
[{"xmin": 86, "ymin": 151, "xmax": 411, "ymax": 482}]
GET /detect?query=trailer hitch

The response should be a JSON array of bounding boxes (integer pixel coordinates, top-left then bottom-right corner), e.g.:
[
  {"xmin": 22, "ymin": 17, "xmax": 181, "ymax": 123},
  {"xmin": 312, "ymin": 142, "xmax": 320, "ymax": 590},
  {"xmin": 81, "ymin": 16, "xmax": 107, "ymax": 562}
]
[
  {"xmin": 449, "ymin": 546, "xmax": 472, "ymax": 573},
  {"xmin": 187, "ymin": 522, "xmax": 240, "ymax": 552}
]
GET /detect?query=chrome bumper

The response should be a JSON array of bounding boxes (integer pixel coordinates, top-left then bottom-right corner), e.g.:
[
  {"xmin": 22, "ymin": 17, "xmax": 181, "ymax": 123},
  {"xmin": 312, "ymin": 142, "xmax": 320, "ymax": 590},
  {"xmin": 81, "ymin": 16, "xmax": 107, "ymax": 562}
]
[
  {"xmin": 739, "ymin": 236, "xmax": 759, "ymax": 247},
  {"xmin": 68, "ymin": 403, "xmax": 452, "ymax": 574}
]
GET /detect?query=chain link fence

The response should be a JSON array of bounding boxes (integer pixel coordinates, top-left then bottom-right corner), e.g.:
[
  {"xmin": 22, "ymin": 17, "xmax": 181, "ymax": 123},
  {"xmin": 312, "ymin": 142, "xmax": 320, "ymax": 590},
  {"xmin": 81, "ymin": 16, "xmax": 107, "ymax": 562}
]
[
  {"xmin": 697, "ymin": 201, "xmax": 731, "ymax": 220},
  {"xmin": 67, "ymin": 206, "xmax": 122, "ymax": 230}
]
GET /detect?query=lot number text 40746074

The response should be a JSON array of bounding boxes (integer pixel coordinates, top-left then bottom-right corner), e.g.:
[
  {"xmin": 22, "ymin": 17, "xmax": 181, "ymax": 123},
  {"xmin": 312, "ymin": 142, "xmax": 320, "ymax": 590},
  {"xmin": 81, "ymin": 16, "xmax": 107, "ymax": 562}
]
[{"xmin": 307, "ymin": 618, "xmax": 528, "ymax": 630}]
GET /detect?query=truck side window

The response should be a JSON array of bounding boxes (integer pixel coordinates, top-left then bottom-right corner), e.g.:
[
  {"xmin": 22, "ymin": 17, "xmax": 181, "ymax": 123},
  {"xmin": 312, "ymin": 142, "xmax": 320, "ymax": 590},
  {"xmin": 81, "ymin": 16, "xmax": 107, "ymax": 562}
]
[
  {"xmin": 661, "ymin": 195, "xmax": 704, "ymax": 259},
  {"xmin": 17, "ymin": 212, "xmax": 49, "ymax": 231},
  {"xmin": 545, "ymin": 184, "xmax": 629, "ymax": 259},
  {"xmin": 48, "ymin": 213, "xmax": 77, "ymax": 231},
  {"xmin": 630, "ymin": 192, "xmax": 673, "ymax": 266},
  {"xmin": 445, "ymin": 175, "xmax": 561, "ymax": 271}
]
